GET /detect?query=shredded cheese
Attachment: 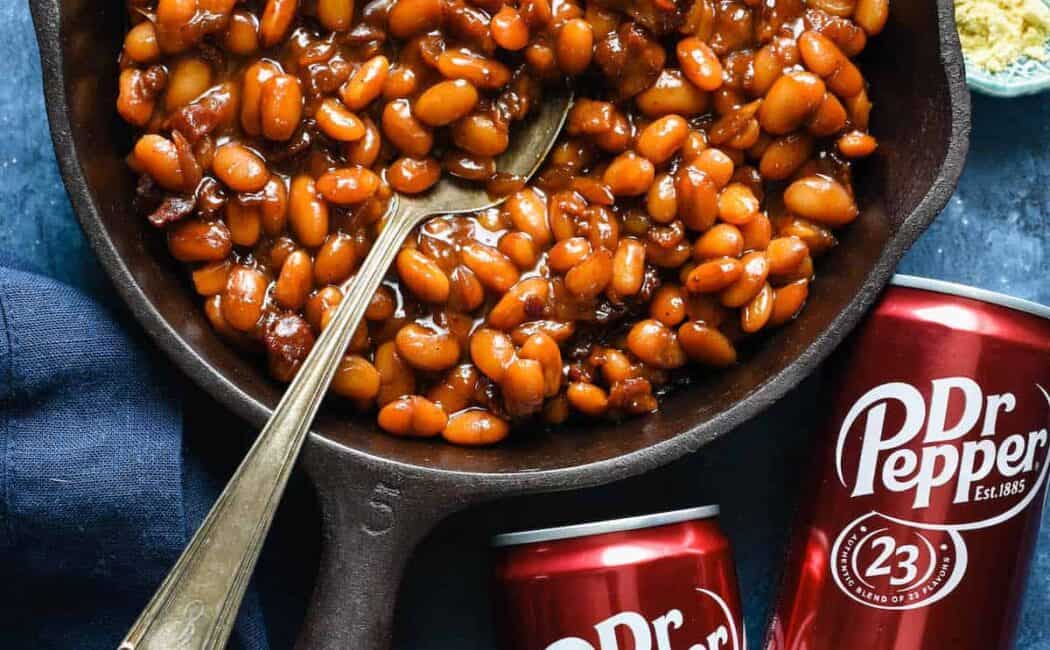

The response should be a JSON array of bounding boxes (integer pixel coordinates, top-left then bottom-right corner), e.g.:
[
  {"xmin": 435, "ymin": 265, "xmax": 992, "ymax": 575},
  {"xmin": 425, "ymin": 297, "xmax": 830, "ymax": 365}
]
[{"xmin": 955, "ymin": 0, "xmax": 1050, "ymax": 72}]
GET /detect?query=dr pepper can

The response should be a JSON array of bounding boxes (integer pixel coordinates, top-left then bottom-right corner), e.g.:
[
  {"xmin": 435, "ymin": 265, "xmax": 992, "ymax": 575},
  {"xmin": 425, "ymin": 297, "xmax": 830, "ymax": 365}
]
[
  {"xmin": 766, "ymin": 275, "xmax": 1050, "ymax": 650},
  {"xmin": 493, "ymin": 506, "xmax": 746, "ymax": 650}
]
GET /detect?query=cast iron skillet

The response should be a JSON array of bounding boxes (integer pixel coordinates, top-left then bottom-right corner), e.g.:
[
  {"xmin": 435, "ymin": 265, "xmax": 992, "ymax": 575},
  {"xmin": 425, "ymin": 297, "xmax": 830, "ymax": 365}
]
[{"xmin": 30, "ymin": 1, "xmax": 969, "ymax": 647}]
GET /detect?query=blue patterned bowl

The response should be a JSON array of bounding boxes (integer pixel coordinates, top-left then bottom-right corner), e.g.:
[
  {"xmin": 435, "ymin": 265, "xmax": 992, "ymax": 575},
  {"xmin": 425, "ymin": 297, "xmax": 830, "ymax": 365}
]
[{"xmin": 963, "ymin": 0, "xmax": 1050, "ymax": 97}]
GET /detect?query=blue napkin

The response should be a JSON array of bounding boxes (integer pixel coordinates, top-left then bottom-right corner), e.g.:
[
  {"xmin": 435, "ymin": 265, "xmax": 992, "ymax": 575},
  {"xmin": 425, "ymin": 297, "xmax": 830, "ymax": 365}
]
[{"xmin": 0, "ymin": 262, "xmax": 267, "ymax": 649}]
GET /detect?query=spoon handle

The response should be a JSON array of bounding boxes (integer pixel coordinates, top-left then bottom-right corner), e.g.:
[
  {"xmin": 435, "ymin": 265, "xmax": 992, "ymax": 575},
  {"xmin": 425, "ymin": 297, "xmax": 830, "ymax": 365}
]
[{"xmin": 120, "ymin": 209, "xmax": 418, "ymax": 650}]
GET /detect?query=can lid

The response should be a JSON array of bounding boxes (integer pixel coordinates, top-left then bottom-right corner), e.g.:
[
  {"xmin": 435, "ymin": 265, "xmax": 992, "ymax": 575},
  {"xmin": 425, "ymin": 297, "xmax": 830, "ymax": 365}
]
[
  {"xmin": 490, "ymin": 505, "xmax": 720, "ymax": 548},
  {"xmin": 892, "ymin": 274, "xmax": 1050, "ymax": 321}
]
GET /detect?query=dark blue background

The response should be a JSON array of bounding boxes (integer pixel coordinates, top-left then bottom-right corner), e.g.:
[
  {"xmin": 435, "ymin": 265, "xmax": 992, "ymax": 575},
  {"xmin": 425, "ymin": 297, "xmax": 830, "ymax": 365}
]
[{"xmin": 3, "ymin": 0, "xmax": 1048, "ymax": 646}]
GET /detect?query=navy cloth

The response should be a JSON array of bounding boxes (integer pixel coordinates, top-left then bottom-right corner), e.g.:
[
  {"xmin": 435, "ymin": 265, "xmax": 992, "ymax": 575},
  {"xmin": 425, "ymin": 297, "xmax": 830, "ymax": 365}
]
[{"xmin": 0, "ymin": 263, "xmax": 267, "ymax": 649}]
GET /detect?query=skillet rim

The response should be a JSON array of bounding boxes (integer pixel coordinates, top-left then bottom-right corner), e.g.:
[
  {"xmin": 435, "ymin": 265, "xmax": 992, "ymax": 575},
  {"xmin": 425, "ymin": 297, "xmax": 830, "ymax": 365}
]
[{"xmin": 27, "ymin": 0, "xmax": 971, "ymax": 491}]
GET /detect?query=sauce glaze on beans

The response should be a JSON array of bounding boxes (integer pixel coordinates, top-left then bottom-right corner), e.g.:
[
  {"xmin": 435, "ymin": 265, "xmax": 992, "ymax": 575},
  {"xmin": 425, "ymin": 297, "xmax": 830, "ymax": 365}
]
[{"xmin": 118, "ymin": 0, "xmax": 887, "ymax": 445}]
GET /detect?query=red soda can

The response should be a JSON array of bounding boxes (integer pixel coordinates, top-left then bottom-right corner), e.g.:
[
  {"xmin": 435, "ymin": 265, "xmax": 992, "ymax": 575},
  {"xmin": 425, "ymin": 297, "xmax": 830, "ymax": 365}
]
[
  {"xmin": 493, "ymin": 506, "xmax": 746, "ymax": 650},
  {"xmin": 766, "ymin": 275, "xmax": 1050, "ymax": 650}
]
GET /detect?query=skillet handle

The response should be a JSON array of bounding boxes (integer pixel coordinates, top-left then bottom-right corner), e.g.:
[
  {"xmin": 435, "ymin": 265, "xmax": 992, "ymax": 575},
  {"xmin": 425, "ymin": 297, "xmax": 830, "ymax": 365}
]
[{"xmin": 297, "ymin": 442, "xmax": 473, "ymax": 650}]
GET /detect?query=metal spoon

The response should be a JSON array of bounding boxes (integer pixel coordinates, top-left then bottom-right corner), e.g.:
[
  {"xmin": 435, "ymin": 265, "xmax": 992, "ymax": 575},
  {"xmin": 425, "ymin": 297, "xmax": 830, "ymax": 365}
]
[{"xmin": 120, "ymin": 86, "xmax": 573, "ymax": 650}]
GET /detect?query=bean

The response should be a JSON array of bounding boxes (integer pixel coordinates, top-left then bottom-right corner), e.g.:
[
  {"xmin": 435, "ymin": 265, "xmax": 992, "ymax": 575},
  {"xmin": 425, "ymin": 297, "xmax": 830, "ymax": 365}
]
[
  {"xmin": 273, "ymin": 249, "xmax": 313, "ymax": 310},
  {"xmin": 470, "ymin": 328, "xmax": 517, "ymax": 382},
  {"xmin": 677, "ymin": 37, "xmax": 723, "ymax": 91},
  {"xmin": 379, "ymin": 396, "xmax": 448, "ymax": 437},
  {"xmin": 502, "ymin": 358, "xmax": 546, "ymax": 417},
  {"xmin": 646, "ymin": 173, "xmax": 678, "ymax": 223},
  {"xmin": 740, "ymin": 212, "xmax": 773, "ymax": 252},
  {"xmin": 167, "ymin": 219, "xmax": 232, "ymax": 262},
  {"xmin": 766, "ymin": 236, "xmax": 809, "ymax": 275},
  {"xmin": 346, "ymin": 117, "xmax": 382, "ymax": 167},
  {"xmin": 519, "ymin": 332, "xmax": 563, "ymax": 397},
  {"xmin": 720, "ymin": 251, "xmax": 769, "ymax": 307},
  {"xmin": 240, "ymin": 60, "xmax": 281, "ymax": 136},
  {"xmin": 498, "ymin": 232, "xmax": 538, "ymax": 269},
  {"xmin": 222, "ymin": 10, "xmax": 260, "ymax": 55},
  {"xmin": 556, "ymin": 19, "xmax": 594, "ymax": 75},
  {"xmin": 855, "ymin": 0, "xmax": 889, "ymax": 36},
  {"xmin": 807, "ymin": 92, "xmax": 848, "ymax": 137},
  {"xmin": 838, "ymin": 130, "xmax": 878, "ymax": 158},
  {"xmin": 192, "ymin": 260, "xmax": 231, "ymax": 296},
  {"xmin": 442, "ymin": 409, "xmax": 510, "ymax": 446},
  {"xmin": 447, "ymin": 265, "xmax": 484, "ymax": 312},
  {"xmin": 758, "ymin": 72, "xmax": 826, "ymax": 135},
  {"xmin": 317, "ymin": 0, "xmax": 354, "ymax": 32},
  {"xmin": 636, "ymin": 70, "xmax": 710, "ymax": 118},
  {"xmin": 567, "ymin": 382, "xmax": 609, "ymax": 416},
  {"xmin": 452, "ymin": 113, "xmax": 509, "ymax": 157},
  {"xmin": 396, "ymin": 248, "xmax": 450, "ymax": 302},
  {"xmin": 504, "ymin": 188, "xmax": 551, "ymax": 246},
  {"xmin": 388, "ymin": 157, "xmax": 441, "ymax": 194},
  {"xmin": 365, "ymin": 286, "xmax": 397, "ymax": 321},
  {"xmin": 548, "ymin": 237, "xmax": 591, "ymax": 273},
  {"xmin": 460, "ymin": 242, "xmax": 520, "ymax": 293},
  {"xmin": 212, "ymin": 143, "xmax": 268, "ymax": 192},
  {"xmin": 693, "ymin": 224, "xmax": 744, "ymax": 260},
  {"xmin": 798, "ymin": 31, "xmax": 865, "ymax": 98},
  {"xmin": 436, "ymin": 50, "xmax": 512, "ymax": 89},
  {"xmin": 564, "ymin": 249, "xmax": 613, "ymax": 299},
  {"xmin": 395, "ymin": 323, "xmax": 461, "ymax": 372},
  {"xmin": 260, "ymin": 0, "xmax": 296, "ymax": 47},
  {"xmin": 316, "ymin": 167, "xmax": 380, "ymax": 204},
  {"xmin": 413, "ymin": 80, "xmax": 480, "ymax": 127},
  {"xmin": 684, "ymin": 294, "xmax": 729, "ymax": 327},
  {"xmin": 675, "ymin": 163, "xmax": 719, "ymax": 231},
  {"xmin": 314, "ymin": 233, "xmax": 357, "ymax": 285},
  {"xmin": 603, "ymin": 151, "xmax": 655, "ymax": 197},
  {"xmin": 314, "ymin": 98, "xmax": 365, "ymax": 141},
  {"xmin": 759, "ymin": 134, "xmax": 814, "ymax": 181},
  {"xmin": 375, "ymin": 341, "xmax": 416, "ymax": 405},
  {"xmin": 117, "ymin": 68, "xmax": 157, "ymax": 128},
  {"xmin": 635, "ymin": 115, "xmax": 689, "ymax": 165},
  {"xmin": 646, "ymin": 240, "xmax": 692, "ymax": 269},
  {"xmin": 488, "ymin": 277, "xmax": 549, "ymax": 329},
  {"xmin": 844, "ymin": 88, "xmax": 873, "ymax": 130},
  {"xmin": 340, "ymin": 55, "xmax": 389, "ymax": 111},
  {"xmin": 226, "ymin": 201, "xmax": 261, "ymax": 247},
  {"xmin": 678, "ymin": 322, "xmax": 737, "ymax": 366},
  {"xmin": 165, "ymin": 57, "xmax": 212, "ymax": 111},
  {"xmin": 125, "ymin": 21, "xmax": 161, "ymax": 63},
  {"xmin": 693, "ymin": 148, "xmax": 735, "ymax": 189},
  {"xmin": 259, "ymin": 73, "xmax": 301, "ymax": 141},
  {"xmin": 649, "ymin": 284, "xmax": 686, "ymax": 327},
  {"xmin": 741, "ymin": 282, "xmax": 774, "ymax": 332},
  {"xmin": 686, "ymin": 257, "xmax": 743, "ymax": 293},
  {"xmin": 427, "ymin": 364, "xmax": 479, "ymax": 413},
  {"xmin": 388, "ymin": 0, "xmax": 444, "ymax": 39},
  {"xmin": 626, "ymin": 319, "xmax": 686, "ymax": 369},
  {"xmin": 222, "ymin": 266, "xmax": 267, "ymax": 331},
  {"xmin": 382, "ymin": 99, "xmax": 433, "ymax": 158},
  {"xmin": 783, "ymin": 176, "xmax": 858, "ymax": 225},
  {"xmin": 769, "ymin": 279, "xmax": 810, "ymax": 326},
  {"xmin": 776, "ymin": 216, "xmax": 838, "ymax": 256},
  {"xmin": 134, "ymin": 134, "xmax": 186, "ymax": 191},
  {"xmin": 288, "ymin": 175, "xmax": 329, "ymax": 247},
  {"xmin": 511, "ymin": 320, "xmax": 575, "ymax": 346},
  {"xmin": 717, "ymin": 183, "xmax": 760, "ymax": 225},
  {"xmin": 611, "ymin": 238, "xmax": 645, "ymax": 297},
  {"xmin": 332, "ymin": 355, "xmax": 380, "ymax": 401},
  {"xmin": 491, "ymin": 6, "xmax": 528, "ymax": 50},
  {"xmin": 257, "ymin": 175, "xmax": 289, "ymax": 236}
]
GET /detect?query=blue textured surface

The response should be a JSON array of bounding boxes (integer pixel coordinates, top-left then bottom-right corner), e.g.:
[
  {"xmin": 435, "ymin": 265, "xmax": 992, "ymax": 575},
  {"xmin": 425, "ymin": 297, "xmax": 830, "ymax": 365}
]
[{"xmin": 2, "ymin": 0, "xmax": 1048, "ymax": 646}]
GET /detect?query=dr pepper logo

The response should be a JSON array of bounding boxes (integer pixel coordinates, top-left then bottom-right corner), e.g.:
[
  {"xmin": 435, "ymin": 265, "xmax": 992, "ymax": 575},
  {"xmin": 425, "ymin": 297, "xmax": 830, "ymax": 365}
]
[
  {"xmin": 545, "ymin": 589, "xmax": 743, "ymax": 650},
  {"xmin": 834, "ymin": 377, "xmax": 1050, "ymax": 529}
]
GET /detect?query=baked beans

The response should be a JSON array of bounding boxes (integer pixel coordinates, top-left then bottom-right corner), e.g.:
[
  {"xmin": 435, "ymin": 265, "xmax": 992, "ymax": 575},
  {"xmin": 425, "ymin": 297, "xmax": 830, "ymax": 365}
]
[{"xmin": 119, "ymin": 0, "xmax": 884, "ymax": 445}]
